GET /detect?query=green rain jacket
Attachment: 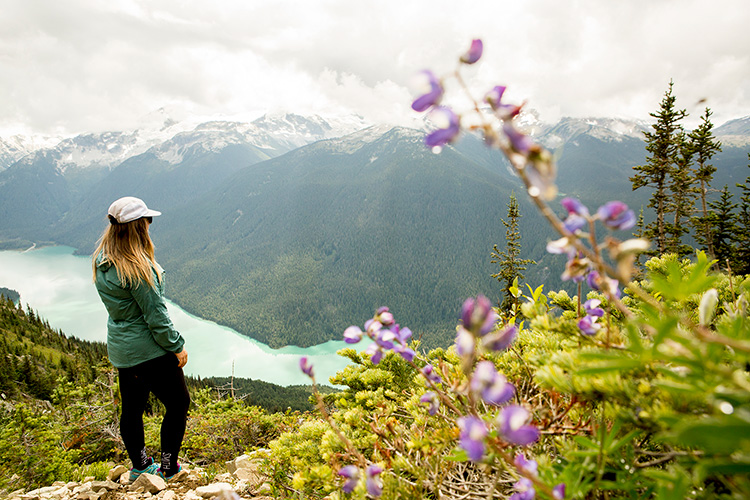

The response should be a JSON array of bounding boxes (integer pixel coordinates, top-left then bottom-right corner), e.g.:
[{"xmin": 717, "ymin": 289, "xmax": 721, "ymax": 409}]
[{"xmin": 94, "ymin": 254, "xmax": 185, "ymax": 368}]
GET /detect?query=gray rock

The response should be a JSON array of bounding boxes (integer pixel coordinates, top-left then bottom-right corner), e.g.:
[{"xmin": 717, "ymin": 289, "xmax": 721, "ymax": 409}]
[
  {"xmin": 71, "ymin": 482, "xmax": 91, "ymax": 495},
  {"xmin": 195, "ymin": 482, "xmax": 234, "ymax": 499},
  {"xmin": 212, "ymin": 473, "xmax": 232, "ymax": 483},
  {"xmin": 90, "ymin": 480, "xmax": 119, "ymax": 492},
  {"xmin": 183, "ymin": 491, "xmax": 203, "ymax": 500},
  {"xmin": 159, "ymin": 490, "xmax": 178, "ymax": 500},
  {"xmin": 107, "ymin": 465, "xmax": 129, "ymax": 482},
  {"xmin": 225, "ymin": 454, "xmax": 251, "ymax": 474},
  {"xmin": 130, "ymin": 473, "xmax": 166, "ymax": 494}
]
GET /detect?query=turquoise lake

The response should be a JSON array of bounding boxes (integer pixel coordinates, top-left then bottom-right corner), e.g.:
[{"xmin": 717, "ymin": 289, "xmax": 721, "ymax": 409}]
[{"xmin": 0, "ymin": 246, "xmax": 367, "ymax": 386}]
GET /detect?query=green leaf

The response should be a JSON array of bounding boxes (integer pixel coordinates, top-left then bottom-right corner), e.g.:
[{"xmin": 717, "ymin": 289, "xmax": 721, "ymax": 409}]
[
  {"xmin": 649, "ymin": 253, "xmax": 718, "ymax": 301},
  {"xmin": 444, "ymin": 448, "xmax": 469, "ymax": 462},
  {"xmin": 698, "ymin": 459, "xmax": 750, "ymax": 476},
  {"xmin": 608, "ymin": 429, "xmax": 640, "ymax": 453},
  {"xmin": 510, "ymin": 276, "xmax": 521, "ymax": 298},
  {"xmin": 573, "ymin": 435, "xmax": 600, "ymax": 450},
  {"xmin": 673, "ymin": 415, "xmax": 750, "ymax": 454},
  {"xmin": 576, "ymin": 358, "xmax": 642, "ymax": 375}
]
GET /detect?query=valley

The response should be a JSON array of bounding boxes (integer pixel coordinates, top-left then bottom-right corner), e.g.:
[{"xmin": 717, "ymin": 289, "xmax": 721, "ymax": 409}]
[{"xmin": 1, "ymin": 113, "xmax": 748, "ymax": 350}]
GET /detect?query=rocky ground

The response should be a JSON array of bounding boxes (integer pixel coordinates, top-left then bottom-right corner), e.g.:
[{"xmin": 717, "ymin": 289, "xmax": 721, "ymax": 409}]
[{"xmin": 4, "ymin": 455, "xmax": 273, "ymax": 500}]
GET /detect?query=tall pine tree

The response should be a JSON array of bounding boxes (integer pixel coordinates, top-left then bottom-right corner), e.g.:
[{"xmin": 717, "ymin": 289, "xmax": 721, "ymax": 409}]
[
  {"xmin": 734, "ymin": 155, "xmax": 750, "ymax": 274},
  {"xmin": 689, "ymin": 107, "xmax": 722, "ymax": 259},
  {"xmin": 631, "ymin": 81, "xmax": 687, "ymax": 254},
  {"xmin": 707, "ymin": 185, "xmax": 738, "ymax": 271},
  {"xmin": 664, "ymin": 131, "xmax": 696, "ymax": 257},
  {"xmin": 491, "ymin": 193, "xmax": 535, "ymax": 314}
]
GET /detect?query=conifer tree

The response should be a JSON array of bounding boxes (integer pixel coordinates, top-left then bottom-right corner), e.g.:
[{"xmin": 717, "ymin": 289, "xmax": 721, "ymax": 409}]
[
  {"xmin": 707, "ymin": 185, "xmax": 738, "ymax": 271},
  {"xmin": 633, "ymin": 207, "xmax": 647, "ymax": 272},
  {"xmin": 689, "ymin": 107, "xmax": 722, "ymax": 258},
  {"xmin": 491, "ymin": 193, "xmax": 535, "ymax": 313},
  {"xmin": 631, "ymin": 81, "xmax": 687, "ymax": 254},
  {"xmin": 734, "ymin": 156, "xmax": 750, "ymax": 274},
  {"xmin": 664, "ymin": 131, "xmax": 696, "ymax": 257}
]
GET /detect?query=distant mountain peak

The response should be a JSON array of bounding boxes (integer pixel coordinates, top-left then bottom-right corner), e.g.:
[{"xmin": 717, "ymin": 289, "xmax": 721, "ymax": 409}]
[
  {"xmin": 715, "ymin": 116, "xmax": 750, "ymax": 146},
  {"xmin": 539, "ymin": 117, "xmax": 649, "ymax": 148},
  {"xmin": 0, "ymin": 134, "xmax": 61, "ymax": 170},
  {"xmin": 147, "ymin": 114, "xmax": 370, "ymax": 165}
]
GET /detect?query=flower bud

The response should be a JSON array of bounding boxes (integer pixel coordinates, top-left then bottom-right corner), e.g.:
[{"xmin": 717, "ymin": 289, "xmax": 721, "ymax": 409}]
[
  {"xmin": 699, "ymin": 288, "xmax": 719, "ymax": 326},
  {"xmin": 459, "ymin": 39, "xmax": 483, "ymax": 64}
]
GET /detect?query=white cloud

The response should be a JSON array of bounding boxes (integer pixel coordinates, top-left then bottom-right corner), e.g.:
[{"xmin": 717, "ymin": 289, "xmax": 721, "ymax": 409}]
[{"xmin": 1, "ymin": 0, "xmax": 748, "ymax": 136}]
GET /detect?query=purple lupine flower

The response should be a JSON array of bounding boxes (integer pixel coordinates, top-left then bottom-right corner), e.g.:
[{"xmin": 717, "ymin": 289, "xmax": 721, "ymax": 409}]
[
  {"xmin": 299, "ymin": 356, "xmax": 314, "ymax": 378},
  {"xmin": 485, "ymin": 85, "xmax": 522, "ymax": 120},
  {"xmin": 561, "ymin": 197, "xmax": 589, "ymax": 217},
  {"xmin": 586, "ymin": 270, "xmax": 600, "ymax": 290},
  {"xmin": 606, "ymin": 277, "xmax": 622, "ymax": 299},
  {"xmin": 411, "ymin": 70, "xmax": 443, "ymax": 112},
  {"xmin": 455, "ymin": 327, "xmax": 476, "ymax": 356},
  {"xmin": 513, "ymin": 453, "xmax": 538, "ymax": 476},
  {"xmin": 421, "ymin": 364, "xmax": 443, "ymax": 385},
  {"xmin": 503, "ymin": 122, "xmax": 534, "ymax": 154},
  {"xmin": 376, "ymin": 307, "xmax": 395, "ymax": 326},
  {"xmin": 458, "ymin": 416, "xmax": 487, "ymax": 462},
  {"xmin": 374, "ymin": 329, "xmax": 396, "ymax": 350},
  {"xmin": 563, "ymin": 214, "xmax": 587, "ymax": 234},
  {"xmin": 386, "ymin": 324, "xmax": 412, "ymax": 344},
  {"xmin": 561, "ymin": 255, "xmax": 591, "ymax": 282},
  {"xmin": 365, "ymin": 465, "xmax": 383, "ymax": 497},
  {"xmin": 561, "ymin": 197, "xmax": 589, "ymax": 233},
  {"xmin": 509, "ymin": 477, "xmax": 535, "ymax": 500},
  {"xmin": 485, "ymin": 85, "xmax": 506, "ymax": 108},
  {"xmin": 597, "ymin": 201, "xmax": 635, "ymax": 230},
  {"xmin": 553, "ymin": 483, "xmax": 566, "ymax": 500},
  {"xmin": 394, "ymin": 343, "xmax": 416, "ymax": 362},
  {"xmin": 546, "ymin": 237, "xmax": 576, "ymax": 258},
  {"xmin": 470, "ymin": 360, "xmax": 497, "ymax": 389},
  {"xmin": 425, "ymin": 106, "xmax": 460, "ymax": 148},
  {"xmin": 577, "ymin": 315, "xmax": 601, "ymax": 336},
  {"xmin": 343, "ymin": 325, "xmax": 364, "ymax": 344},
  {"xmin": 365, "ymin": 342, "xmax": 385, "ymax": 364},
  {"xmin": 338, "ymin": 465, "xmax": 359, "ymax": 494},
  {"xmin": 420, "ymin": 391, "xmax": 440, "ymax": 415},
  {"xmin": 497, "ymin": 405, "xmax": 540, "ymax": 446},
  {"xmin": 481, "ymin": 374, "xmax": 515, "ymax": 406},
  {"xmin": 482, "ymin": 323, "xmax": 518, "ymax": 351},
  {"xmin": 470, "ymin": 361, "xmax": 515, "ymax": 406},
  {"xmin": 365, "ymin": 318, "xmax": 382, "ymax": 334},
  {"xmin": 588, "ymin": 271, "xmax": 622, "ymax": 299},
  {"xmin": 583, "ymin": 298, "xmax": 604, "ymax": 317},
  {"xmin": 460, "ymin": 39, "xmax": 483, "ymax": 64},
  {"xmin": 461, "ymin": 295, "xmax": 498, "ymax": 336}
]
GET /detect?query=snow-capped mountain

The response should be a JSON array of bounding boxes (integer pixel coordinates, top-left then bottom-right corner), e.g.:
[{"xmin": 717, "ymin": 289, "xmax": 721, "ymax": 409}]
[
  {"xmin": 537, "ymin": 117, "xmax": 650, "ymax": 149},
  {"xmin": 7, "ymin": 117, "xmax": 191, "ymax": 174},
  {"xmin": 0, "ymin": 134, "xmax": 60, "ymax": 171},
  {"xmin": 2, "ymin": 112, "xmax": 369, "ymax": 173},
  {"xmin": 149, "ymin": 113, "xmax": 368, "ymax": 165},
  {"xmin": 715, "ymin": 116, "xmax": 750, "ymax": 146}
]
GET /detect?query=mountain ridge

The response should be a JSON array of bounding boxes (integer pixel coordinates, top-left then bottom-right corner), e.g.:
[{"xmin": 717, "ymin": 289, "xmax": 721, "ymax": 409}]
[{"xmin": 1, "ymin": 112, "xmax": 747, "ymax": 349}]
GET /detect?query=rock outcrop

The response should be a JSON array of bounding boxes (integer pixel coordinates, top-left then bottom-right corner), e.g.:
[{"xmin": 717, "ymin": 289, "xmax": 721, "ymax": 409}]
[{"xmin": 4, "ymin": 455, "xmax": 273, "ymax": 500}]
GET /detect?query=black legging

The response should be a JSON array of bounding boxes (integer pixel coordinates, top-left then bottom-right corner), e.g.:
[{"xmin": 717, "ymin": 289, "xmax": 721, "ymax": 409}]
[{"xmin": 118, "ymin": 353, "xmax": 190, "ymax": 473}]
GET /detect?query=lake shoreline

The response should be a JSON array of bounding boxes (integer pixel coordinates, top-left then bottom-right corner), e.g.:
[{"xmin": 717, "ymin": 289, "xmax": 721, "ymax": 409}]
[{"xmin": 0, "ymin": 246, "xmax": 365, "ymax": 386}]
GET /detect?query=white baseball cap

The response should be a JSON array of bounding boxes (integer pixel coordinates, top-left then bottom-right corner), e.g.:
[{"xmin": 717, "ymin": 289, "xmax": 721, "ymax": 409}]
[{"xmin": 108, "ymin": 196, "xmax": 161, "ymax": 223}]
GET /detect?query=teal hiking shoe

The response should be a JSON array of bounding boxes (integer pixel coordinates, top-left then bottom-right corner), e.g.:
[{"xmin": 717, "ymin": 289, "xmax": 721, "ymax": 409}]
[
  {"xmin": 158, "ymin": 463, "xmax": 182, "ymax": 481},
  {"xmin": 129, "ymin": 459, "xmax": 159, "ymax": 482}
]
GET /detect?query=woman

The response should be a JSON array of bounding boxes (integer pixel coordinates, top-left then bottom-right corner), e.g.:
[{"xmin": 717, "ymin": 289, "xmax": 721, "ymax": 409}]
[{"xmin": 92, "ymin": 196, "xmax": 190, "ymax": 482}]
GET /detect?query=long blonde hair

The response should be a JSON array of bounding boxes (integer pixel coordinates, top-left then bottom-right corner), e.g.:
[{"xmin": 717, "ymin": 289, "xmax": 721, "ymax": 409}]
[{"xmin": 92, "ymin": 216, "xmax": 162, "ymax": 288}]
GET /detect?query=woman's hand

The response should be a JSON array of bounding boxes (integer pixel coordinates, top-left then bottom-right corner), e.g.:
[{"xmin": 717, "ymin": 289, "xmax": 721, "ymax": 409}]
[{"xmin": 175, "ymin": 348, "xmax": 188, "ymax": 368}]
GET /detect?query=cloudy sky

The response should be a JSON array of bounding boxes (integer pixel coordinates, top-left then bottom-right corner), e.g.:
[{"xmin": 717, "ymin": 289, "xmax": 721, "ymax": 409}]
[{"xmin": 1, "ymin": 0, "xmax": 748, "ymax": 137}]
